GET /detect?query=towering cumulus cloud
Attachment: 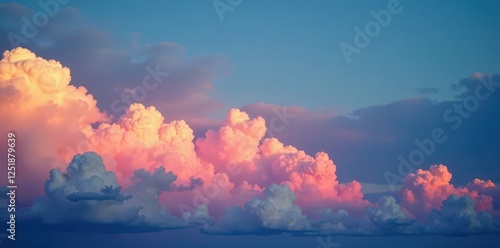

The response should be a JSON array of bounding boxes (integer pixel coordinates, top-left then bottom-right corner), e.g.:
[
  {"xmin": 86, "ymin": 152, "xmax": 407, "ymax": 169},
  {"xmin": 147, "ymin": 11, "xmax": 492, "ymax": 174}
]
[
  {"xmin": 0, "ymin": 47, "xmax": 108, "ymax": 198},
  {"xmin": 1, "ymin": 48, "xmax": 499, "ymax": 236}
]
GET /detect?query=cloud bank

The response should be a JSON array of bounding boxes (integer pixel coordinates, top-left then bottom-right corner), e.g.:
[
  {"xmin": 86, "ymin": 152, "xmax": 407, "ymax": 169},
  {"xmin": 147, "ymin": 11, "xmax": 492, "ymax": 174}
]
[{"xmin": 1, "ymin": 48, "xmax": 500, "ymax": 236}]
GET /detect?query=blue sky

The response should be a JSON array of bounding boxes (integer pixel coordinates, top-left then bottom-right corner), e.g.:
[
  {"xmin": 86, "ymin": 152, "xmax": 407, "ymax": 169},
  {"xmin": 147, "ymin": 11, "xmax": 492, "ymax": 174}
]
[
  {"xmin": 6, "ymin": 0, "xmax": 500, "ymax": 116},
  {"xmin": 47, "ymin": 0, "xmax": 500, "ymax": 114}
]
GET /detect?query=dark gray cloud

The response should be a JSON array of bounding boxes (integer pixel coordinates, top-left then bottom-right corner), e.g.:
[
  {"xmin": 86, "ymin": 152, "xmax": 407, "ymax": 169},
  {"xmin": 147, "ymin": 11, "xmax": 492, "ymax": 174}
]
[
  {"xmin": 21, "ymin": 152, "xmax": 210, "ymax": 233},
  {"xmin": 427, "ymin": 195, "xmax": 498, "ymax": 235},
  {"xmin": 66, "ymin": 186, "xmax": 132, "ymax": 202}
]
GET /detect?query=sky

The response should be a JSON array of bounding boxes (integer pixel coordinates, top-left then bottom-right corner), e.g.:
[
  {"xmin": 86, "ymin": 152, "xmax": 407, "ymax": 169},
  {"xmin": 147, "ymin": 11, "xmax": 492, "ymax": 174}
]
[{"xmin": 0, "ymin": 0, "xmax": 499, "ymax": 247}]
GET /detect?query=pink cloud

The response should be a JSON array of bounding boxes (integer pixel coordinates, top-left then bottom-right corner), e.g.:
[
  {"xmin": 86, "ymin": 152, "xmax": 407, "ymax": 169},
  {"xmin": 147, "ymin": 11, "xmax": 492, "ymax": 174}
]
[{"xmin": 399, "ymin": 164, "xmax": 495, "ymax": 220}]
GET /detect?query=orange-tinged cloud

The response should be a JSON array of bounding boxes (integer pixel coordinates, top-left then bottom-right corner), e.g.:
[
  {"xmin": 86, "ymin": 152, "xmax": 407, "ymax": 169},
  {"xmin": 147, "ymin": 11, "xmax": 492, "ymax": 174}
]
[
  {"xmin": 0, "ymin": 48, "xmax": 108, "ymax": 198},
  {"xmin": 0, "ymin": 48, "xmax": 106, "ymax": 122}
]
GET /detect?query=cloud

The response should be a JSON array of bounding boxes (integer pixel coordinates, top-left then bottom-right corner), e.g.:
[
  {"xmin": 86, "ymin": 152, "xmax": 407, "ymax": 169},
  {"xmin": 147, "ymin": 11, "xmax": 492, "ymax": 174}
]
[
  {"xmin": 466, "ymin": 179, "xmax": 500, "ymax": 210},
  {"xmin": 1, "ymin": 48, "xmax": 499, "ymax": 237},
  {"xmin": 399, "ymin": 165, "xmax": 494, "ymax": 220},
  {"xmin": 0, "ymin": 47, "xmax": 108, "ymax": 198},
  {"xmin": 194, "ymin": 108, "xmax": 368, "ymax": 216},
  {"xmin": 201, "ymin": 162, "xmax": 499, "ymax": 236},
  {"xmin": 366, "ymin": 196, "xmax": 419, "ymax": 234},
  {"xmin": 21, "ymin": 152, "xmax": 206, "ymax": 232},
  {"xmin": 205, "ymin": 186, "xmax": 499, "ymax": 236},
  {"xmin": 426, "ymin": 195, "xmax": 499, "ymax": 235},
  {"xmin": 24, "ymin": 152, "xmax": 139, "ymax": 225},
  {"xmin": 66, "ymin": 186, "xmax": 131, "ymax": 202},
  {"xmin": 196, "ymin": 108, "xmax": 267, "ymax": 166},
  {"xmin": 204, "ymin": 184, "xmax": 312, "ymax": 234},
  {"xmin": 84, "ymin": 103, "xmax": 367, "ymax": 219},
  {"xmin": 245, "ymin": 184, "xmax": 312, "ymax": 231}
]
